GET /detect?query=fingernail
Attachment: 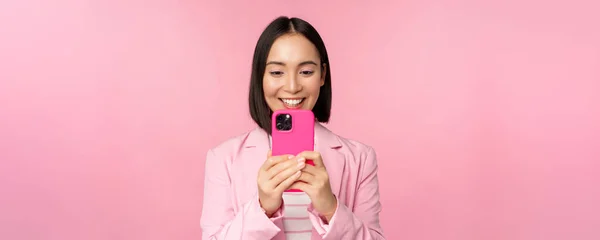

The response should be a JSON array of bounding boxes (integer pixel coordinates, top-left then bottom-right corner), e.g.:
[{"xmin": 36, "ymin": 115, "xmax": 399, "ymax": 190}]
[
  {"xmin": 288, "ymin": 155, "xmax": 294, "ymax": 159},
  {"xmin": 297, "ymin": 157, "xmax": 305, "ymax": 163},
  {"xmin": 297, "ymin": 161, "xmax": 305, "ymax": 169}
]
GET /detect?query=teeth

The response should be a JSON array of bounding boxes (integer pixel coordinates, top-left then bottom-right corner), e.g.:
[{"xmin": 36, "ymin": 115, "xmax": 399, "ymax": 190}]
[{"xmin": 282, "ymin": 98, "xmax": 303, "ymax": 106}]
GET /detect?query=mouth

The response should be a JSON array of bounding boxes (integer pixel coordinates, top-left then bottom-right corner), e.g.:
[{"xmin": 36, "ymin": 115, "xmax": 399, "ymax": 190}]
[{"xmin": 280, "ymin": 98, "xmax": 305, "ymax": 109}]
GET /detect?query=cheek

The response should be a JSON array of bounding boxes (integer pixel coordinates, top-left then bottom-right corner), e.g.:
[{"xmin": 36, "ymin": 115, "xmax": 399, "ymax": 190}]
[
  {"xmin": 305, "ymin": 77, "xmax": 322, "ymax": 96},
  {"xmin": 262, "ymin": 78, "xmax": 279, "ymax": 97}
]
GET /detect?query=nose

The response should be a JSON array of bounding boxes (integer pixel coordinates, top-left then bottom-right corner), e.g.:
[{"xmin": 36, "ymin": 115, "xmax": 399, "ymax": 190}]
[{"xmin": 283, "ymin": 74, "xmax": 302, "ymax": 94}]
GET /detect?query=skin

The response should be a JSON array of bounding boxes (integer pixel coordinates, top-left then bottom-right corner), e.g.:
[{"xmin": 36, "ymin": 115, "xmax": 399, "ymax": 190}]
[{"xmin": 256, "ymin": 33, "xmax": 337, "ymax": 222}]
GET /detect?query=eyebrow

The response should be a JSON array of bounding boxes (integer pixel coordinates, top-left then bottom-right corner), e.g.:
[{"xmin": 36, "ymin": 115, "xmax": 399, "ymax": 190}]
[{"xmin": 266, "ymin": 60, "xmax": 318, "ymax": 66}]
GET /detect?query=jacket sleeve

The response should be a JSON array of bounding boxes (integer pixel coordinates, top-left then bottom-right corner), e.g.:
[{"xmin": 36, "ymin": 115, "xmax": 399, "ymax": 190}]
[
  {"xmin": 200, "ymin": 148, "xmax": 285, "ymax": 239},
  {"xmin": 307, "ymin": 146, "xmax": 385, "ymax": 239}
]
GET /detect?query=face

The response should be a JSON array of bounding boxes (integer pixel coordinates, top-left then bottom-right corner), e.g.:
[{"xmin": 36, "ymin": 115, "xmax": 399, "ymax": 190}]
[{"xmin": 263, "ymin": 33, "xmax": 326, "ymax": 111}]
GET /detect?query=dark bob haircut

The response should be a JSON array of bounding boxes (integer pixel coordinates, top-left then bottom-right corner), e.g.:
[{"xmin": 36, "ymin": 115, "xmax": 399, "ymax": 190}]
[{"xmin": 248, "ymin": 16, "xmax": 332, "ymax": 135}]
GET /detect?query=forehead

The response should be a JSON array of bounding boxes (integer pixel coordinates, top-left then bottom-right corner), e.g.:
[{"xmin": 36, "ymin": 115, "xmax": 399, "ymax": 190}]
[{"xmin": 266, "ymin": 34, "xmax": 321, "ymax": 63}]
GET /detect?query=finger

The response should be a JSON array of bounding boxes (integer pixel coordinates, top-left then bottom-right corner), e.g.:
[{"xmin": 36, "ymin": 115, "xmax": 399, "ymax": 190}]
[
  {"xmin": 301, "ymin": 164, "xmax": 319, "ymax": 176},
  {"xmin": 271, "ymin": 159, "xmax": 306, "ymax": 185},
  {"xmin": 297, "ymin": 151, "xmax": 325, "ymax": 168},
  {"xmin": 297, "ymin": 172, "xmax": 316, "ymax": 184},
  {"xmin": 261, "ymin": 150, "xmax": 274, "ymax": 171},
  {"xmin": 267, "ymin": 157, "xmax": 304, "ymax": 180},
  {"xmin": 275, "ymin": 171, "xmax": 302, "ymax": 192},
  {"xmin": 288, "ymin": 181, "xmax": 311, "ymax": 193},
  {"xmin": 261, "ymin": 154, "xmax": 294, "ymax": 172}
]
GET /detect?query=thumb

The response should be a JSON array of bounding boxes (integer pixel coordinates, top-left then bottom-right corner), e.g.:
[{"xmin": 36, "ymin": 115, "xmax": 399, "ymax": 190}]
[{"xmin": 267, "ymin": 150, "xmax": 272, "ymax": 158}]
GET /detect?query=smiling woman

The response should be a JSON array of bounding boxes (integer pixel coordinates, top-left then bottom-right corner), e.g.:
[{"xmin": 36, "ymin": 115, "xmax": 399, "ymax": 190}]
[{"xmin": 200, "ymin": 16, "xmax": 385, "ymax": 240}]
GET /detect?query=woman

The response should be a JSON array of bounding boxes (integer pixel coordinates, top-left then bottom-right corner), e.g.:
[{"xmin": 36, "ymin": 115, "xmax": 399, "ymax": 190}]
[{"xmin": 200, "ymin": 16, "xmax": 385, "ymax": 240}]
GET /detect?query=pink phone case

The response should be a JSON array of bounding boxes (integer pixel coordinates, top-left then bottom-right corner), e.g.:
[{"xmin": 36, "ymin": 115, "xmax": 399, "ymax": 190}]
[{"xmin": 271, "ymin": 109, "xmax": 315, "ymax": 192}]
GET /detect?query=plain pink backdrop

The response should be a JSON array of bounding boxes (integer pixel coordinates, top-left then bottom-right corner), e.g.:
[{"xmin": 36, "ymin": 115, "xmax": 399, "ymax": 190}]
[{"xmin": 1, "ymin": 0, "xmax": 599, "ymax": 239}]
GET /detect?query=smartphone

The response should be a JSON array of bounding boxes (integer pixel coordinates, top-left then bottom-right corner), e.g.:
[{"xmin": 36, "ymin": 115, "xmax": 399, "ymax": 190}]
[{"xmin": 271, "ymin": 109, "xmax": 315, "ymax": 192}]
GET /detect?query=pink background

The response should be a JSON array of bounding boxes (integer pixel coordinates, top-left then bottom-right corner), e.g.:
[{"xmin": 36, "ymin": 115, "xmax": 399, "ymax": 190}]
[{"xmin": 1, "ymin": 0, "xmax": 599, "ymax": 239}]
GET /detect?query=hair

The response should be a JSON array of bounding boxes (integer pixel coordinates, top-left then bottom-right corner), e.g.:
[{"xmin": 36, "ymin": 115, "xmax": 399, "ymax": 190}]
[{"xmin": 248, "ymin": 16, "xmax": 332, "ymax": 135}]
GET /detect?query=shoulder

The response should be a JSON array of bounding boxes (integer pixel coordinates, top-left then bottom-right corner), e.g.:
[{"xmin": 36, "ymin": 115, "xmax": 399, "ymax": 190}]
[
  {"xmin": 324, "ymin": 128, "xmax": 380, "ymax": 179},
  {"xmin": 338, "ymin": 135, "xmax": 375, "ymax": 155},
  {"xmin": 319, "ymin": 124, "xmax": 377, "ymax": 161},
  {"xmin": 206, "ymin": 129, "xmax": 255, "ymax": 157},
  {"xmin": 204, "ymin": 129, "xmax": 259, "ymax": 175}
]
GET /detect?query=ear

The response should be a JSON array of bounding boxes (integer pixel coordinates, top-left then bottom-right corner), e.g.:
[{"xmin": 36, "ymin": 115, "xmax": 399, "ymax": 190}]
[{"xmin": 320, "ymin": 63, "xmax": 327, "ymax": 87}]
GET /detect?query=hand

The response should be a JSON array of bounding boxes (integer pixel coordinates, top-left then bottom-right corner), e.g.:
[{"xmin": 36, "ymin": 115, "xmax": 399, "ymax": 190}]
[
  {"xmin": 257, "ymin": 150, "xmax": 306, "ymax": 217},
  {"xmin": 289, "ymin": 151, "xmax": 338, "ymax": 222}
]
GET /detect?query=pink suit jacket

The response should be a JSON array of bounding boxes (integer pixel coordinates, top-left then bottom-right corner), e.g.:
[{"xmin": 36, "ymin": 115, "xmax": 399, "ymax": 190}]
[{"xmin": 200, "ymin": 123, "xmax": 385, "ymax": 240}]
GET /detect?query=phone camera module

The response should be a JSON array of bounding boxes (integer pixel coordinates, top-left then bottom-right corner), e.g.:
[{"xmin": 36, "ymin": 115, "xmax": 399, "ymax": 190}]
[{"xmin": 275, "ymin": 114, "xmax": 292, "ymax": 131}]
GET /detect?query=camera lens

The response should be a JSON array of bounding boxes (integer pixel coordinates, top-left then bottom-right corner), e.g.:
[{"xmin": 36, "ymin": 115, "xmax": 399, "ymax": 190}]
[
  {"xmin": 276, "ymin": 122, "xmax": 283, "ymax": 130},
  {"xmin": 276, "ymin": 114, "xmax": 284, "ymax": 121}
]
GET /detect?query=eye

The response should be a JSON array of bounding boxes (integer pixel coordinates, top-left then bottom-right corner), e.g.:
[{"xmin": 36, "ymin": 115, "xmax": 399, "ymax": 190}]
[
  {"xmin": 300, "ymin": 70, "xmax": 314, "ymax": 76},
  {"xmin": 269, "ymin": 71, "xmax": 284, "ymax": 77}
]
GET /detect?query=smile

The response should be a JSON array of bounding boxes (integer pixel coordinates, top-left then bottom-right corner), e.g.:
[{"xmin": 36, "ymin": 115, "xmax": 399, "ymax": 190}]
[{"xmin": 280, "ymin": 98, "xmax": 305, "ymax": 109}]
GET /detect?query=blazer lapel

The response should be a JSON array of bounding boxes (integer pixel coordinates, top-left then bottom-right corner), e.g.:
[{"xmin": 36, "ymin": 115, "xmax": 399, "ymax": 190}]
[
  {"xmin": 314, "ymin": 123, "xmax": 345, "ymax": 198},
  {"xmin": 243, "ymin": 127, "xmax": 269, "ymax": 150}
]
